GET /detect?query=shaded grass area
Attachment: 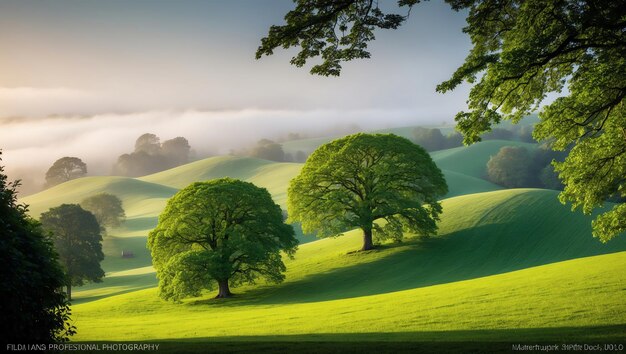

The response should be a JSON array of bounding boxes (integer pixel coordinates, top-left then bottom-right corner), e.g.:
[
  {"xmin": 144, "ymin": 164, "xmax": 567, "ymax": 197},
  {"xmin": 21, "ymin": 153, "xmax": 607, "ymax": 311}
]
[
  {"xmin": 71, "ymin": 325, "xmax": 626, "ymax": 353},
  {"xmin": 442, "ymin": 169, "xmax": 502, "ymax": 198}
]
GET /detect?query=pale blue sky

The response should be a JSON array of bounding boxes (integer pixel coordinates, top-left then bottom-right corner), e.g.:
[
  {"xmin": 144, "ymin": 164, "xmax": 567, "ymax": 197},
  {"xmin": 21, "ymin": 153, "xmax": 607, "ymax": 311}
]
[
  {"xmin": 0, "ymin": 0, "xmax": 470, "ymax": 115},
  {"xmin": 0, "ymin": 0, "xmax": 472, "ymax": 183}
]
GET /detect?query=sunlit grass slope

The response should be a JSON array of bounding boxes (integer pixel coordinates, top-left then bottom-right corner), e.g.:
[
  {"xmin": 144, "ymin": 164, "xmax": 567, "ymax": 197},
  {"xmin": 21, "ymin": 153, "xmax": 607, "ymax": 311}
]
[
  {"xmin": 71, "ymin": 251, "xmax": 626, "ymax": 342},
  {"xmin": 71, "ymin": 189, "xmax": 626, "ymax": 341},
  {"xmin": 138, "ymin": 156, "xmax": 273, "ymax": 188},
  {"xmin": 139, "ymin": 156, "xmax": 302, "ymax": 208},
  {"xmin": 21, "ymin": 177, "xmax": 178, "ymax": 219}
]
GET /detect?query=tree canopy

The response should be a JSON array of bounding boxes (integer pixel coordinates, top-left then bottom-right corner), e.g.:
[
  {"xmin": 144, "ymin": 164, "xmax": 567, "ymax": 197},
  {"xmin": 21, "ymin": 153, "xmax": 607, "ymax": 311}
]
[
  {"xmin": 0, "ymin": 152, "xmax": 75, "ymax": 343},
  {"xmin": 148, "ymin": 178, "xmax": 298, "ymax": 300},
  {"xmin": 486, "ymin": 146, "xmax": 533, "ymax": 188},
  {"xmin": 81, "ymin": 193, "xmax": 126, "ymax": 229},
  {"xmin": 250, "ymin": 139, "xmax": 286, "ymax": 162},
  {"xmin": 40, "ymin": 204, "xmax": 104, "ymax": 300},
  {"xmin": 113, "ymin": 133, "xmax": 191, "ymax": 177},
  {"xmin": 257, "ymin": 0, "xmax": 626, "ymax": 242},
  {"xmin": 288, "ymin": 133, "xmax": 448, "ymax": 251},
  {"xmin": 44, "ymin": 157, "xmax": 87, "ymax": 188}
]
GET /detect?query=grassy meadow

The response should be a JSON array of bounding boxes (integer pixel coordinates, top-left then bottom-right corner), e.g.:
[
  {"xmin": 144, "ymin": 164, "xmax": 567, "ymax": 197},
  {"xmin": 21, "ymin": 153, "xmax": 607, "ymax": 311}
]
[{"xmin": 20, "ymin": 137, "xmax": 626, "ymax": 351}]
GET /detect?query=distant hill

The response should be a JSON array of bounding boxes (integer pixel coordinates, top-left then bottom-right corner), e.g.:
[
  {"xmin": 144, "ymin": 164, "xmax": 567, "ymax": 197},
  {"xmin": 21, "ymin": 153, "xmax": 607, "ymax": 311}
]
[{"xmin": 22, "ymin": 176, "xmax": 178, "ymax": 220}]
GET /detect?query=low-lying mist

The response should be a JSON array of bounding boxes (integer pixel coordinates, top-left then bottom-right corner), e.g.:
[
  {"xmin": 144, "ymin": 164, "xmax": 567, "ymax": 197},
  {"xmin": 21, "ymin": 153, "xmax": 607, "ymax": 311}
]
[{"xmin": 1, "ymin": 109, "xmax": 447, "ymax": 196}]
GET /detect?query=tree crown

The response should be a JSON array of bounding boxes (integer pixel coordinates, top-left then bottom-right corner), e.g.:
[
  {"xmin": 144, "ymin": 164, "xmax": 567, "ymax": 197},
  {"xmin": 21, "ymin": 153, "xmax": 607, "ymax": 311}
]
[
  {"xmin": 148, "ymin": 178, "xmax": 298, "ymax": 301},
  {"xmin": 40, "ymin": 204, "xmax": 104, "ymax": 287},
  {"xmin": 288, "ymin": 133, "xmax": 448, "ymax": 244}
]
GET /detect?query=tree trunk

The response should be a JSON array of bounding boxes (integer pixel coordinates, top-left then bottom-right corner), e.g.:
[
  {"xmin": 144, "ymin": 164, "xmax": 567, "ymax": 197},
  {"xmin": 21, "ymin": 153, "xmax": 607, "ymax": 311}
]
[
  {"xmin": 66, "ymin": 283, "xmax": 72, "ymax": 301},
  {"xmin": 361, "ymin": 227, "xmax": 374, "ymax": 251},
  {"xmin": 215, "ymin": 279, "xmax": 232, "ymax": 298}
]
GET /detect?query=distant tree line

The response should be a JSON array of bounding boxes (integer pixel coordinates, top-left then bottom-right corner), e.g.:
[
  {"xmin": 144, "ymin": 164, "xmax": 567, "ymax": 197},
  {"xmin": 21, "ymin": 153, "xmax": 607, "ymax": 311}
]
[
  {"xmin": 411, "ymin": 125, "xmax": 535, "ymax": 152},
  {"xmin": 411, "ymin": 127, "xmax": 463, "ymax": 152},
  {"xmin": 486, "ymin": 144, "xmax": 567, "ymax": 190},
  {"xmin": 112, "ymin": 133, "xmax": 192, "ymax": 177},
  {"xmin": 233, "ymin": 139, "xmax": 309, "ymax": 163}
]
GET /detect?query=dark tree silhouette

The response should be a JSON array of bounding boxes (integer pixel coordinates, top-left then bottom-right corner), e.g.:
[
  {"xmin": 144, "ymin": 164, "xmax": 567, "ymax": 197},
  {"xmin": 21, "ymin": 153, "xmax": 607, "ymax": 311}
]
[
  {"xmin": 0, "ymin": 152, "xmax": 75, "ymax": 343},
  {"xmin": 40, "ymin": 204, "xmax": 104, "ymax": 300}
]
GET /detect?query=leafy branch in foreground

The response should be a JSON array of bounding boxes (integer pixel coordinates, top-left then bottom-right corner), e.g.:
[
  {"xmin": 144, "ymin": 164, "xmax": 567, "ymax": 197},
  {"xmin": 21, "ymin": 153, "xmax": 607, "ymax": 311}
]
[{"xmin": 258, "ymin": 0, "xmax": 626, "ymax": 241}]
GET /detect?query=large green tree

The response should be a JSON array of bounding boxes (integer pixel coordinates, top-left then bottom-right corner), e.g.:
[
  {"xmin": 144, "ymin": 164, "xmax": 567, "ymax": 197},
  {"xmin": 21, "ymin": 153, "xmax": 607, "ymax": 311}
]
[
  {"xmin": 257, "ymin": 0, "xmax": 626, "ymax": 242},
  {"xmin": 148, "ymin": 178, "xmax": 298, "ymax": 300},
  {"xmin": 288, "ymin": 133, "xmax": 447, "ymax": 251},
  {"xmin": 0, "ymin": 152, "xmax": 75, "ymax": 343},
  {"xmin": 40, "ymin": 204, "xmax": 105, "ymax": 300},
  {"xmin": 81, "ymin": 193, "xmax": 126, "ymax": 229}
]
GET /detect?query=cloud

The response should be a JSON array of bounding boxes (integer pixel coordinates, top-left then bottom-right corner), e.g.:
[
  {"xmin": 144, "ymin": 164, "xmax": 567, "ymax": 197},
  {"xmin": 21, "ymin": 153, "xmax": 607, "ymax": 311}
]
[
  {"xmin": 0, "ymin": 87, "xmax": 106, "ymax": 118},
  {"xmin": 0, "ymin": 108, "xmax": 447, "ymax": 193}
]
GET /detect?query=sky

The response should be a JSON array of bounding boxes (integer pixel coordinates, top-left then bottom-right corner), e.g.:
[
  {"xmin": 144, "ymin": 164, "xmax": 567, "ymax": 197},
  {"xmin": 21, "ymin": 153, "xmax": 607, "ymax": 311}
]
[{"xmin": 0, "ymin": 0, "xmax": 471, "ymax": 193}]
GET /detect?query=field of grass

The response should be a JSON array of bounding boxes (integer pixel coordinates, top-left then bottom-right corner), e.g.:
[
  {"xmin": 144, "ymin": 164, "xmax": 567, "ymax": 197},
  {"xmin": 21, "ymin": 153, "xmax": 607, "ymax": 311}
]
[
  {"xmin": 21, "ymin": 177, "xmax": 178, "ymax": 220},
  {"xmin": 69, "ymin": 189, "xmax": 626, "ymax": 345},
  {"xmin": 69, "ymin": 252, "xmax": 626, "ymax": 342},
  {"xmin": 20, "ymin": 136, "xmax": 626, "ymax": 349}
]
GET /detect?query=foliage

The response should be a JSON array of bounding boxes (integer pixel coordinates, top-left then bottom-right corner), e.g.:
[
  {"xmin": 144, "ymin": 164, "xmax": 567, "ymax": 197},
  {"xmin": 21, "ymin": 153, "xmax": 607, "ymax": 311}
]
[
  {"xmin": 294, "ymin": 150, "xmax": 308, "ymax": 162},
  {"xmin": 288, "ymin": 133, "xmax": 447, "ymax": 251},
  {"xmin": 148, "ymin": 178, "xmax": 298, "ymax": 300},
  {"xmin": 113, "ymin": 133, "xmax": 191, "ymax": 177},
  {"xmin": 412, "ymin": 127, "xmax": 446, "ymax": 151},
  {"xmin": 540, "ymin": 164, "xmax": 564, "ymax": 191},
  {"xmin": 258, "ymin": 0, "xmax": 626, "ymax": 241},
  {"xmin": 412, "ymin": 127, "xmax": 464, "ymax": 151},
  {"xmin": 486, "ymin": 147, "xmax": 533, "ymax": 188},
  {"xmin": 0, "ymin": 152, "xmax": 75, "ymax": 342},
  {"xmin": 71, "ymin": 190, "xmax": 626, "ymax": 343},
  {"xmin": 250, "ymin": 139, "xmax": 286, "ymax": 162},
  {"xmin": 40, "ymin": 204, "xmax": 104, "ymax": 300},
  {"xmin": 256, "ymin": 0, "xmax": 417, "ymax": 76},
  {"xmin": 81, "ymin": 193, "xmax": 126, "ymax": 229},
  {"xmin": 135, "ymin": 133, "xmax": 161, "ymax": 155},
  {"xmin": 44, "ymin": 156, "xmax": 87, "ymax": 188},
  {"xmin": 486, "ymin": 144, "xmax": 567, "ymax": 189}
]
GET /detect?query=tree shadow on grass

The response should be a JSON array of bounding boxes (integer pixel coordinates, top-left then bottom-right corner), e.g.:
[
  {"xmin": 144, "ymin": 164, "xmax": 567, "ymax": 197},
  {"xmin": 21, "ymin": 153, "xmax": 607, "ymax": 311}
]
[
  {"xmin": 73, "ymin": 324, "xmax": 626, "ymax": 353},
  {"xmin": 72, "ymin": 273, "xmax": 157, "ymax": 304},
  {"xmin": 230, "ymin": 221, "xmax": 626, "ymax": 305}
]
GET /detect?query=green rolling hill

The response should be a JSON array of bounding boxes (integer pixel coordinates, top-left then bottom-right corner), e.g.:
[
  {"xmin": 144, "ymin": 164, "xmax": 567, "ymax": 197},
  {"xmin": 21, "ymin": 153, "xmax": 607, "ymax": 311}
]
[
  {"xmin": 22, "ymin": 176, "xmax": 178, "ymax": 220},
  {"xmin": 69, "ymin": 188, "xmax": 626, "ymax": 343},
  {"xmin": 430, "ymin": 140, "xmax": 537, "ymax": 179},
  {"xmin": 19, "ymin": 139, "xmax": 626, "ymax": 346}
]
